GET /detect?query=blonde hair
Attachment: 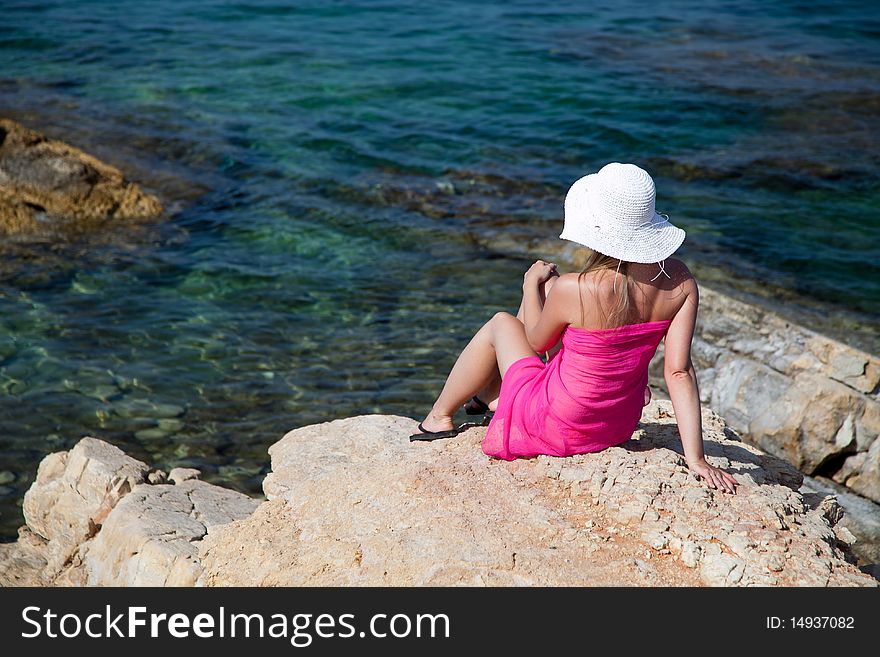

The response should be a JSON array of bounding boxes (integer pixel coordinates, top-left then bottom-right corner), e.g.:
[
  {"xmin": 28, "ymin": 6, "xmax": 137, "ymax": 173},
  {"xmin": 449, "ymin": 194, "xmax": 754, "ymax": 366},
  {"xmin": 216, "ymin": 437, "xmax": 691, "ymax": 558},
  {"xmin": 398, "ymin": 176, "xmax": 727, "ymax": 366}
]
[{"xmin": 576, "ymin": 248, "xmax": 634, "ymax": 330}]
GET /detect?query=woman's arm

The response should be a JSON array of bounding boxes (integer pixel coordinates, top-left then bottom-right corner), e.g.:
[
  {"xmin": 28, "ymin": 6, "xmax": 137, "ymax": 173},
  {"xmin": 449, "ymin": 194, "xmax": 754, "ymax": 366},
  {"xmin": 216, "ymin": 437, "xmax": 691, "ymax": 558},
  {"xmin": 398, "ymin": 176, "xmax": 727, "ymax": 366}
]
[
  {"xmin": 664, "ymin": 276, "xmax": 738, "ymax": 494},
  {"xmin": 521, "ymin": 262, "xmax": 571, "ymax": 353}
]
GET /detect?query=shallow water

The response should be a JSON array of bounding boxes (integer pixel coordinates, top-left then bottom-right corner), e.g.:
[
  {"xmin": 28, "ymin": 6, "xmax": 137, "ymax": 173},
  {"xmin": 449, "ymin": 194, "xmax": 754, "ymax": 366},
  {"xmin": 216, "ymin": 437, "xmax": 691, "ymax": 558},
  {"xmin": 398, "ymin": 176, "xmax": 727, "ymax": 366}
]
[{"xmin": 1, "ymin": 0, "xmax": 879, "ymax": 538}]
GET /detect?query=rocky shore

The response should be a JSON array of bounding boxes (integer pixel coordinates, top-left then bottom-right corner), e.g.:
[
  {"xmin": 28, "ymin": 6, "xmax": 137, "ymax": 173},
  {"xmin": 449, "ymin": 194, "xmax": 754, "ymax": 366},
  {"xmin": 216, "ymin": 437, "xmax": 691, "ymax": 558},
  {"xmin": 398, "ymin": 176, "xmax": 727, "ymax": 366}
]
[{"xmin": 1, "ymin": 401, "xmax": 875, "ymax": 587}]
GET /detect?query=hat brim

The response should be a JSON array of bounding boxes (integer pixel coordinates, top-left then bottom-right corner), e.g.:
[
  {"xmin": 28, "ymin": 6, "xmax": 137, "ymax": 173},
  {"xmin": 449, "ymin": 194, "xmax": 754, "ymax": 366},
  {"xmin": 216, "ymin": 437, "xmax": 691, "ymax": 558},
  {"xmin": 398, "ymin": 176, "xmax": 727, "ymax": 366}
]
[
  {"xmin": 559, "ymin": 174, "xmax": 686, "ymax": 263},
  {"xmin": 560, "ymin": 215, "xmax": 685, "ymax": 263}
]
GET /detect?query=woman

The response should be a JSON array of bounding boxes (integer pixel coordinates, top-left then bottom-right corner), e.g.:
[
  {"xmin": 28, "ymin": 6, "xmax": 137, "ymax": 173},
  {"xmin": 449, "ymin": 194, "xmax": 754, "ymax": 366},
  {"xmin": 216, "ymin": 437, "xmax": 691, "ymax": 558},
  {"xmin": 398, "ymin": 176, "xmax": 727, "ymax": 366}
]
[{"xmin": 411, "ymin": 162, "xmax": 738, "ymax": 494}]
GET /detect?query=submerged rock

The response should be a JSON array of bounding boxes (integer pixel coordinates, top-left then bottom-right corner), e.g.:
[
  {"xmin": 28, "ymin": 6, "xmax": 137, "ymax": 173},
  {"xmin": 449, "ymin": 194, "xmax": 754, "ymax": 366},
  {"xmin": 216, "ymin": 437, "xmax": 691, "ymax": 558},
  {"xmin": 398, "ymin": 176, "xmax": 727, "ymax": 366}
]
[
  {"xmin": 2, "ymin": 403, "xmax": 875, "ymax": 587},
  {"xmin": 0, "ymin": 118, "xmax": 162, "ymax": 236}
]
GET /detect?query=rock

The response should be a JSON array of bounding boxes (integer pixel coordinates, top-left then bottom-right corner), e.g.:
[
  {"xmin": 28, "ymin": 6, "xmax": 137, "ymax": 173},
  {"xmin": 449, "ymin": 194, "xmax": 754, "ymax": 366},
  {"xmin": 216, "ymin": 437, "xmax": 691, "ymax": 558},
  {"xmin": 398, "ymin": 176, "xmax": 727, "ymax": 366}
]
[
  {"xmin": 134, "ymin": 428, "xmax": 169, "ymax": 441},
  {"xmin": 763, "ymin": 551, "xmax": 786, "ymax": 572},
  {"xmin": 643, "ymin": 530, "xmax": 670, "ymax": 550},
  {"xmin": 800, "ymin": 476, "xmax": 880, "ymax": 566},
  {"xmin": 845, "ymin": 437, "xmax": 880, "ymax": 502},
  {"xmin": 707, "ymin": 356, "xmax": 789, "ymax": 440},
  {"xmin": 680, "ymin": 541, "xmax": 701, "ymax": 568},
  {"xmin": 720, "ymin": 532, "xmax": 757, "ymax": 559},
  {"xmin": 856, "ymin": 402, "xmax": 880, "ymax": 453},
  {"xmin": 0, "ymin": 526, "xmax": 49, "ymax": 586},
  {"xmin": 169, "ymin": 467, "xmax": 201, "ymax": 484},
  {"xmin": 1, "ymin": 437, "xmax": 257, "ymax": 586},
  {"xmin": 835, "ymin": 525, "xmax": 858, "ymax": 545},
  {"xmin": 153, "ymin": 403, "xmax": 187, "ymax": 419},
  {"xmin": 84, "ymin": 480, "xmax": 259, "ymax": 586},
  {"xmin": 196, "ymin": 403, "xmax": 875, "ymax": 587},
  {"xmin": 701, "ymin": 553, "xmax": 745, "ymax": 586},
  {"xmin": 157, "ymin": 418, "xmax": 185, "ymax": 432},
  {"xmin": 833, "ymin": 452, "xmax": 867, "ymax": 486},
  {"xmin": 709, "ymin": 360, "xmax": 866, "ymax": 476},
  {"xmin": 114, "ymin": 398, "xmax": 184, "ymax": 419},
  {"xmin": 0, "ymin": 470, "xmax": 14, "ymax": 485},
  {"xmin": 0, "ymin": 118, "xmax": 162, "ymax": 236},
  {"xmin": 147, "ymin": 469, "xmax": 168, "ymax": 485},
  {"xmin": 812, "ymin": 338, "xmax": 880, "ymax": 396},
  {"xmin": 21, "ymin": 437, "xmax": 149, "ymax": 577},
  {"xmin": 834, "ymin": 414, "xmax": 856, "ymax": 449},
  {"xmin": 4, "ymin": 407, "xmax": 875, "ymax": 587}
]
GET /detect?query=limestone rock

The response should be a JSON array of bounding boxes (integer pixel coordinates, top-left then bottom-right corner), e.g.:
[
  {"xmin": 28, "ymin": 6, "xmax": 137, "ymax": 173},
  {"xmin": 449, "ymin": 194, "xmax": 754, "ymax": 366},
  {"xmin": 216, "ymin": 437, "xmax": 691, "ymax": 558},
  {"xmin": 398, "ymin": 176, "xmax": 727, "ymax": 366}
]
[
  {"xmin": 800, "ymin": 475, "xmax": 880, "ymax": 567},
  {"xmin": 84, "ymin": 480, "xmax": 259, "ymax": 586},
  {"xmin": 169, "ymin": 467, "xmax": 201, "ymax": 485},
  {"xmin": 147, "ymin": 469, "xmax": 168, "ymax": 485},
  {"xmin": 1, "ymin": 437, "xmax": 257, "ymax": 586},
  {"xmin": 21, "ymin": 437, "xmax": 149, "ymax": 576},
  {"xmin": 4, "ymin": 408, "xmax": 875, "ymax": 587},
  {"xmin": 0, "ymin": 118, "xmax": 162, "ymax": 236},
  {"xmin": 680, "ymin": 541, "xmax": 701, "ymax": 568},
  {"xmin": 701, "ymin": 553, "xmax": 745, "ymax": 586},
  {"xmin": 197, "ymin": 403, "xmax": 876, "ymax": 587},
  {"xmin": 845, "ymin": 437, "xmax": 880, "ymax": 502},
  {"xmin": 0, "ymin": 526, "xmax": 49, "ymax": 586}
]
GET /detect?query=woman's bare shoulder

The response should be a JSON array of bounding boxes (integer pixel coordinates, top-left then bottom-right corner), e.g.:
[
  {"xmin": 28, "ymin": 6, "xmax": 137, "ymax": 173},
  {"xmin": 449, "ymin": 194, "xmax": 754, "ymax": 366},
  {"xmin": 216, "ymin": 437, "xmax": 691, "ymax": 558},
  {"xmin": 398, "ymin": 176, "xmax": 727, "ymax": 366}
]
[
  {"xmin": 555, "ymin": 271, "xmax": 583, "ymax": 285},
  {"xmin": 663, "ymin": 257, "xmax": 693, "ymax": 276},
  {"xmin": 553, "ymin": 271, "xmax": 589, "ymax": 294},
  {"xmin": 664, "ymin": 258, "xmax": 698, "ymax": 290}
]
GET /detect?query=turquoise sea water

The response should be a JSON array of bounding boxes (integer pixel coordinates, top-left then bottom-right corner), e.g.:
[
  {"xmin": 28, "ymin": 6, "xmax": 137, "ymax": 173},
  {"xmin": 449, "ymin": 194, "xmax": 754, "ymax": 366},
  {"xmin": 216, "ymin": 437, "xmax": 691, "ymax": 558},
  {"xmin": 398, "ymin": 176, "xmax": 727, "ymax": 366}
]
[{"xmin": 1, "ymin": 0, "xmax": 879, "ymax": 537}]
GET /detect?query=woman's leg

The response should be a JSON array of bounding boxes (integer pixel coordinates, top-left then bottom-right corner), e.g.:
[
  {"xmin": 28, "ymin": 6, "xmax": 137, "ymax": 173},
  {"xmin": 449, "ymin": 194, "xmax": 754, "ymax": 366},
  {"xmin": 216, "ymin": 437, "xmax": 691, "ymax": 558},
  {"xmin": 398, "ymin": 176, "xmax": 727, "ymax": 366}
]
[
  {"xmin": 469, "ymin": 275, "xmax": 560, "ymax": 412},
  {"xmin": 421, "ymin": 312, "xmax": 538, "ymax": 432}
]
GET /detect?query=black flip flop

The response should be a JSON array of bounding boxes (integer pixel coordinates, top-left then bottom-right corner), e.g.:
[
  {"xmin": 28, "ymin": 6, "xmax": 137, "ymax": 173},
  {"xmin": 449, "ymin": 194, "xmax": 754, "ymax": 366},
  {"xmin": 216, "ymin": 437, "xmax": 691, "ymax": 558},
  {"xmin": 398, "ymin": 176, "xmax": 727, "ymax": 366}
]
[
  {"xmin": 409, "ymin": 421, "xmax": 481, "ymax": 442},
  {"xmin": 463, "ymin": 395, "xmax": 490, "ymax": 415},
  {"xmin": 464, "ymin": 395, "xmax": 496, "ymax": 426}
]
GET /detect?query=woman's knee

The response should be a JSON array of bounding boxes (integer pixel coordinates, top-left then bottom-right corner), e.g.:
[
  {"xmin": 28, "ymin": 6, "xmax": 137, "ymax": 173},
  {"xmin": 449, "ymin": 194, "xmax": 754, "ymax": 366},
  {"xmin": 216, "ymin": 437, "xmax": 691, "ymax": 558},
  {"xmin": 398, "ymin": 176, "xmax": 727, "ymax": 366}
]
[
  {"xmin": 492, "ymin": 311, "xmax": 514, "ymax": 321},
  {"xmin": 489, "ymin": 311, "xmax": 521, "ymax": 341},
  {"xmin": 491, "ymin": 311, "xmax": 517, "ymax": 329}
]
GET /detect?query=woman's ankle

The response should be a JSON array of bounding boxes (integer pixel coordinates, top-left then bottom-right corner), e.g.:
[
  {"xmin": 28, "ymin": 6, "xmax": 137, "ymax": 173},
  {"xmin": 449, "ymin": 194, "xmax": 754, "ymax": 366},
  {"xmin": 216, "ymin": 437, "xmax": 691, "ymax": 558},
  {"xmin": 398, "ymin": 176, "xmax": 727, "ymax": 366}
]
[{"xmin": 423, "ymin": 408, "xmax": 455, "ymax": 431}]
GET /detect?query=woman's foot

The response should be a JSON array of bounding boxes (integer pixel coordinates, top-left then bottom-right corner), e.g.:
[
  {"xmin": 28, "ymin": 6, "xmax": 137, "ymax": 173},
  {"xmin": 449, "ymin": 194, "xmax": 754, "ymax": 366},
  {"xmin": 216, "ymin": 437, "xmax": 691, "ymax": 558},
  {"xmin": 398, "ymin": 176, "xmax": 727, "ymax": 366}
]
[
  {"xmin": 419, "ymin": 410, "xmax": 456, "ymax": 433},
  {"xmin": 644, "ymin": 386, "xmax": 652, "ymax": 407}
]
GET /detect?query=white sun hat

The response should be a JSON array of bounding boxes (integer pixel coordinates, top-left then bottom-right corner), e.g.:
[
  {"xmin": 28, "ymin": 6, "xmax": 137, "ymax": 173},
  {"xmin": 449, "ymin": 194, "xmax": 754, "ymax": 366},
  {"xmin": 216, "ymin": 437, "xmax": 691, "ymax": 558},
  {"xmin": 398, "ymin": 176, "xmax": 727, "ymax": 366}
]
[{"xmin": 559, "ymin": 162, "xmax": 685, "ymax": 264}]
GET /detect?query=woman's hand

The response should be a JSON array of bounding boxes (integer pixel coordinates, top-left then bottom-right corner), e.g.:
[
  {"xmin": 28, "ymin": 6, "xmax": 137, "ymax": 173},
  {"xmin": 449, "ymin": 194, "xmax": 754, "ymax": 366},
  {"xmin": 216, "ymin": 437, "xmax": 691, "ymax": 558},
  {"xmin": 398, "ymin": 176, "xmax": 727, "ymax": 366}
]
[
  {"xmin": 687, "ymin": 458, "xmax": 739, "ymax": 494},
  {"xmin": 524, "ymin": 260, "xmax": 559, "ymax": 287}
]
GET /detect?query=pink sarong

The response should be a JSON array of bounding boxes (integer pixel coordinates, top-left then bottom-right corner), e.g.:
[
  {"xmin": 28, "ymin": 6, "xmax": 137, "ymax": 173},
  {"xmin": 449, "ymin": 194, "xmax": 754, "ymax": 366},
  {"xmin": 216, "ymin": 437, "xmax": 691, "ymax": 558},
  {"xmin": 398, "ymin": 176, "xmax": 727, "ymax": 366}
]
[{"xmin": 481, "ymin": 319, "xmax": 671, "ymax": 460}]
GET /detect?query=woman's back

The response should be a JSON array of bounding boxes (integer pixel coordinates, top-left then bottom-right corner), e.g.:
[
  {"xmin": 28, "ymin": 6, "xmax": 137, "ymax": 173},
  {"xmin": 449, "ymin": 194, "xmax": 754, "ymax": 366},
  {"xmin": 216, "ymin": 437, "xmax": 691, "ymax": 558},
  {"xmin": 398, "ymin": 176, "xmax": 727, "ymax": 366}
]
[
  {"xmin": 562, "ymin": 258, "xmax": 693, "ymax": 331},
  {"xmin": 546, "ymin": 256, "xmax": 697, "ymax": 395}
]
